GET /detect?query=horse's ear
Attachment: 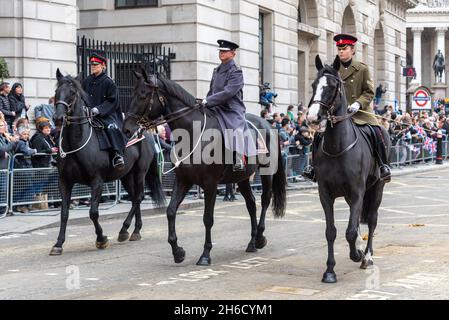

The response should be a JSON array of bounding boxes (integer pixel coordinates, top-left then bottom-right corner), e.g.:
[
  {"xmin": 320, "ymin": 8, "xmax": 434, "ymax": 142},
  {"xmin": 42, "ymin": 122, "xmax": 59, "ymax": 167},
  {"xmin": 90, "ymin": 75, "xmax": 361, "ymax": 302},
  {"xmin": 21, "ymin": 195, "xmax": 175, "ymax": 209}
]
[
  {"xmin": 133, "ymin": 70, "xmax": 142, "ymax": 79},
  {"xmin": 75, "ymin": 72, "xmax": 83, "ymax": 82},
  {"xmin": 315, "ymin": 55, "xmax": 324, "ymax": 71},
  {"xmin": 141, "ymin": 68, "xmax": 150, "ymax": 83},
  {"xmin": 56, "ymin": 68, "xmax": 63, "ymax": 82},
  {"xmin": 332, "ymin": 55, "xmax": 341, "ymax": 71}
]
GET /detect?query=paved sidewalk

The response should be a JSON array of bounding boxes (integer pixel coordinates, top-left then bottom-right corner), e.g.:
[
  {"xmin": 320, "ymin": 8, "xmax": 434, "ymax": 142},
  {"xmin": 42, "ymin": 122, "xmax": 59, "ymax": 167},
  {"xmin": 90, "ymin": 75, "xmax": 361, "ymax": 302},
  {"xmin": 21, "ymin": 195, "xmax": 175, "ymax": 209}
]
[{"xmin": 1, "ymin": 162, "xmax": 448, "ymax": 236}]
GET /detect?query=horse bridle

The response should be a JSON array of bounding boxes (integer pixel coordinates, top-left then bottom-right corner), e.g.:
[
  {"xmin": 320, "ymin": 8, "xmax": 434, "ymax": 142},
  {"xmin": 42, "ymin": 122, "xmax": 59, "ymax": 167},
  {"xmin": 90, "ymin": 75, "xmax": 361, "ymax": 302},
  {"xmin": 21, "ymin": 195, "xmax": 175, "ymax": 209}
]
[
  {"xmin": 125, "ymin": 74, "xmax": 202, "ymax": 130},
  {"xmin": 56, "ymin": 94, "xmax": 94, "ymax": 126},
  {"xmin": 309, "ymin": 73, "xmax": 356, "ymax": 128},
  {"xmin": 125, "ymin": 74, "xmax": 167, "ymax": 128},
  {"xmin": 310, "ymin": 72, "xmax": 359, "ymax": 158}
]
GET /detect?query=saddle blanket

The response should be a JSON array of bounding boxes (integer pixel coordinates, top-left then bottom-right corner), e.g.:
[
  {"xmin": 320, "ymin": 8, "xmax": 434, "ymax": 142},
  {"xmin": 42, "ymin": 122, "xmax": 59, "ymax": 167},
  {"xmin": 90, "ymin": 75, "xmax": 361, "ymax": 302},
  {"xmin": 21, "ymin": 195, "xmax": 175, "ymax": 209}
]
[{"xmin": 126, "ymin": 130, "xmax": 146, "ymax": 148}]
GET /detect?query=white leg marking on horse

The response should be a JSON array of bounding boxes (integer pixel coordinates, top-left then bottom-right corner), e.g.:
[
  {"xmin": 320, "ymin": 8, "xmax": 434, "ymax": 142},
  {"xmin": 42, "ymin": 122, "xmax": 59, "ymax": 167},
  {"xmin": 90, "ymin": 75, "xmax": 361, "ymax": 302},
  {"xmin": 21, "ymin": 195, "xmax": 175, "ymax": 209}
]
[{"xmin": 365, "ymin": 251, "xmax": 372, "ymax": 261}]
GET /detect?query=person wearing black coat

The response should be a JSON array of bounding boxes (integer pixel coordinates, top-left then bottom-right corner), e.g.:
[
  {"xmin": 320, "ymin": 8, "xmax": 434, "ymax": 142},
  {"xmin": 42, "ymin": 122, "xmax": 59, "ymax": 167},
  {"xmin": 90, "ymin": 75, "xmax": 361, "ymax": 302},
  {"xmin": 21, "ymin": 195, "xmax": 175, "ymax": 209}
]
[
  {"xmin": 8, "ymin": 83, "xmax": 28, "ymax": 122},
  {"xmin": 29, "ymin": 120, "xmax": 57, "ymax": 168},
  {"xmin": 0, "ymin": 82, "xmax": 15, "ymax": 131},
  {"xmin": 294, "ymin": 127, "xmax": 313, "ymax": 177},
  {"xmin": 82, "ymin": 53, "xmax": 126, "ymax": 168}
]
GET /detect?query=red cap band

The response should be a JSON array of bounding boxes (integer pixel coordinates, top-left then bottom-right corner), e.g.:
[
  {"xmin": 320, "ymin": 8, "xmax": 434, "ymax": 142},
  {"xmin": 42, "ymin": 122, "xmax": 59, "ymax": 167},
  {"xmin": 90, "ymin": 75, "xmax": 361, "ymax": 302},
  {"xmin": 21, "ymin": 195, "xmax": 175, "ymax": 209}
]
[
  {"xmin": 336, "ymin": 39, "xmax": 356, "ymax": 46},
  {"xmin": 90, "ymin": 57, "xmax": 105, "ymax": 64}
]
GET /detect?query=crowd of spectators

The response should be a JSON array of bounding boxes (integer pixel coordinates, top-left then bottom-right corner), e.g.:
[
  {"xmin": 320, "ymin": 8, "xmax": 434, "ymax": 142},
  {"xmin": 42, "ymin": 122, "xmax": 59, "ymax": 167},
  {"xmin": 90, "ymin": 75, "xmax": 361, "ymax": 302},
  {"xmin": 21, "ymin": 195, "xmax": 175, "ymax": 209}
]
[{"xmin": 1, "ymin": 81, "xmax": 58, "ymax": 213}]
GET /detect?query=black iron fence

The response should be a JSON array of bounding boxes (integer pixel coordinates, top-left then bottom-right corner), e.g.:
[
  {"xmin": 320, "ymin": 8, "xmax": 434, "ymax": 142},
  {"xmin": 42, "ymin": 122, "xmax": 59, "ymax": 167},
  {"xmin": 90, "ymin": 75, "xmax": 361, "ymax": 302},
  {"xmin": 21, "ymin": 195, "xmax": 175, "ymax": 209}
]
[{"xmin": 77, "ymin": 36, "xmax": 174, "ymax": 112}]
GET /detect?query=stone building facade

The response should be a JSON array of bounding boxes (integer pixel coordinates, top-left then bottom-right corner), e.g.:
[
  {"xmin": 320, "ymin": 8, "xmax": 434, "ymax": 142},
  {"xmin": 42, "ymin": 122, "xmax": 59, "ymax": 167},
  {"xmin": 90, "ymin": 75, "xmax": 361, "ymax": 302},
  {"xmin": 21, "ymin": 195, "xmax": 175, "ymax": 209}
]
[
  {"xmin": 407, "ymin": 0, "xmax": 449, "ymax": 99},
  {"xmin": 0, "ymin": 0, "xmax": 417, "ymax": 114},
  {"xmin": 0, "ymin": 0, "xmax": 77, "ymax": 106}
]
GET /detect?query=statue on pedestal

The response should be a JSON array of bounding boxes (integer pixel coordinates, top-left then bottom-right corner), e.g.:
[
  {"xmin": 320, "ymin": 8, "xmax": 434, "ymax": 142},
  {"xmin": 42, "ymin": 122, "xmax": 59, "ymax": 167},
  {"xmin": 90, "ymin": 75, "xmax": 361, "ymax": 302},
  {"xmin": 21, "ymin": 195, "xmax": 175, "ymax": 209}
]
[{"xmin": 433, "ymin": 49, "xmax": 445, "ymax": 83}]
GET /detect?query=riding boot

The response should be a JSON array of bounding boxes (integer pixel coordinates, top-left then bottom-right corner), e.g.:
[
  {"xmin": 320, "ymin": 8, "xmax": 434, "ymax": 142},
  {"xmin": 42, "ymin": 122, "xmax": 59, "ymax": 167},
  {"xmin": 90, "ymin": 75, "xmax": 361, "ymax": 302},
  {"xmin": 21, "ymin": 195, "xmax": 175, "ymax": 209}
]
[
  {"xmin": 302, "ymin": 133, "xmax": 321, "ymax": 182},
  {"xmin": 233, "ymin": 153, "xmax": 246, "ymax": 172},
  {"xmin": 373, "ymin": 127, "xmax": 391, "ymax": 183}
]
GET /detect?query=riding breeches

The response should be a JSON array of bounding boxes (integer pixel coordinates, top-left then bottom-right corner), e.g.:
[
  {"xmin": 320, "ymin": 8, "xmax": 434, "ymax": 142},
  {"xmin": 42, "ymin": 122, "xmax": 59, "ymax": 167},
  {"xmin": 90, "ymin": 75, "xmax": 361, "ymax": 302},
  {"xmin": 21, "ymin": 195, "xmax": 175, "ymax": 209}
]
[{"xmin": 105, "ymin": 125, "xmax": 127, "ymax": 155}]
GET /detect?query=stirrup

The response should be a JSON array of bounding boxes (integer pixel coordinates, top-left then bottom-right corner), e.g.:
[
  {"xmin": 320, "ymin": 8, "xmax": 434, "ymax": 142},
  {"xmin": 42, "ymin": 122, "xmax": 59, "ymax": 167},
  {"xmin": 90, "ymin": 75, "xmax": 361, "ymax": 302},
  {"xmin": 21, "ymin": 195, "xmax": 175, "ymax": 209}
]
[{"xmin": 112, "ymin": 155, "xmax": 125, "ymax": 168}]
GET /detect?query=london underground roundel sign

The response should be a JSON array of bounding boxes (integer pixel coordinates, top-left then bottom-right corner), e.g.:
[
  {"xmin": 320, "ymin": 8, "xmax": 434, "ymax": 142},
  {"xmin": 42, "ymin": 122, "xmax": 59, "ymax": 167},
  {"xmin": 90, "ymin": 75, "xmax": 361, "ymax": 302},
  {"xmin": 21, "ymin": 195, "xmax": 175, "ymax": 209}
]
[{"xmin": 412, "ymin": 87, "xmax": 432, "ymax": 110}]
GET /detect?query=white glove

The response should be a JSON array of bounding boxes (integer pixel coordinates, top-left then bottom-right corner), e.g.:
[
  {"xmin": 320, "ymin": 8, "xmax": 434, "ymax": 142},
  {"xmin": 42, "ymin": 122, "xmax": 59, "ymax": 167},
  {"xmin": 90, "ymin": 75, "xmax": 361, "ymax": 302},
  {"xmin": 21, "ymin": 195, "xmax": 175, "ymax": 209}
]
[
  {"xmin": 348, "ymin": 102, "xmax": 360, "ymax": 113},
  {"xmin": 92, "ymin": 107, "xmax": 100, "ymax": 115},
  {"xmin": 202, "ymin": 99, "xmax": 207, "ymax": 106}
]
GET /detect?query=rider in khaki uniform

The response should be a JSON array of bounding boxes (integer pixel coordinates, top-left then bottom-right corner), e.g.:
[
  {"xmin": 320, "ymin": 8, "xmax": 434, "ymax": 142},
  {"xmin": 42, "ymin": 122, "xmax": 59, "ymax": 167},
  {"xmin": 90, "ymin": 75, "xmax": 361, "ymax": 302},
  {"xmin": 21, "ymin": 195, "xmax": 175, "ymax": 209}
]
[{"xmin": 303, "ymin": 34, "xmax": 391, "ymax": 182}]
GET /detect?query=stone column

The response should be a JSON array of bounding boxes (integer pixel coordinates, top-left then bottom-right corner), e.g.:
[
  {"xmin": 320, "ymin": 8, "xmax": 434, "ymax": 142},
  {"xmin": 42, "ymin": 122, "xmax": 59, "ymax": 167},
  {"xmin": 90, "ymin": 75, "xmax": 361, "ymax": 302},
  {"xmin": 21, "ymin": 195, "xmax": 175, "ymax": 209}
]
[
  {"xmin": 435, "ymin": 27, "xmax": 447, "ymax": 84},
  {"xmin": 412, "ymin": 27, "xmax": 424, "ymax": 85}
]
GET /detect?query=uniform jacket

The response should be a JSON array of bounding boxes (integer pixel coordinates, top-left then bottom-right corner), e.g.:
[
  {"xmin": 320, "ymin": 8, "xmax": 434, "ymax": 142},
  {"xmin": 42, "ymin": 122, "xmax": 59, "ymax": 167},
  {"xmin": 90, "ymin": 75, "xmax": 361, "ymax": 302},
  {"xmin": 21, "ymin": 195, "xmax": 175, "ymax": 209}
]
[
  {"xmin": 82, "ymin": 72, "xmax": 123, "ymax": 129},
  {"xmin": 206, "ymin": 59, "xmax": 256, "ymax": 156},
  {"xmin": 339, "ymin": 60, "xmax": 378, "ymax": 126}
]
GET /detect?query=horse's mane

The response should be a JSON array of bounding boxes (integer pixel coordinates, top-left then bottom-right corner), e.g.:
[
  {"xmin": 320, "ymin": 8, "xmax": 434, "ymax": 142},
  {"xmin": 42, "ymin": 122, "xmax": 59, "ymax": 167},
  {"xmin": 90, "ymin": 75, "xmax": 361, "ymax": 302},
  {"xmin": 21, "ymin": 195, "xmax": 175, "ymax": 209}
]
[
  {"xmin": 157, "ymin": 76, "xmax": 197, "ymax": 107},
  {"xmin": 58, "ymin": 75, "xmax": 91, "ymax": 105}
]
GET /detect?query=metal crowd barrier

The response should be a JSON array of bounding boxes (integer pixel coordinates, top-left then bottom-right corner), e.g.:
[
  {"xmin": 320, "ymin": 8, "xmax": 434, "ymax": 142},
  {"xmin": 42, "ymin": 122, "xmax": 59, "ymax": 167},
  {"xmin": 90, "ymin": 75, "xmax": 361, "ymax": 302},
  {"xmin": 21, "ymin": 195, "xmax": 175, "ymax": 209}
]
[
  {"xmin": 9, "ymin": 153, "xmax": 118, "ymax": 216},
  {"xmin": 389, "ymin": 135, "xmax": 449, "ymax": 167},
  {"xmin": 0, "ymin": 153, "xmax": 10, "ymax": 219},
  {"xmin": 2, "ymin": 136, "xmax": 448, "ymax": 218}
]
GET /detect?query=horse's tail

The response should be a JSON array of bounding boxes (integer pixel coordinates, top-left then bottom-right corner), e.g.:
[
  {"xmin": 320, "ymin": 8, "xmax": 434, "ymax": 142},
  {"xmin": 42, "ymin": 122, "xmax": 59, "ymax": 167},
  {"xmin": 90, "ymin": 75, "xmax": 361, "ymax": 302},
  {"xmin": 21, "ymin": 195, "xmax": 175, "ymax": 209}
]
[
  {"xmin": 145, "ymin": 150, "xmax": 166, "ymax": 210},
  {"xmin": 272, "ymin": 141, "xmax": 287, "ymax": 218}
]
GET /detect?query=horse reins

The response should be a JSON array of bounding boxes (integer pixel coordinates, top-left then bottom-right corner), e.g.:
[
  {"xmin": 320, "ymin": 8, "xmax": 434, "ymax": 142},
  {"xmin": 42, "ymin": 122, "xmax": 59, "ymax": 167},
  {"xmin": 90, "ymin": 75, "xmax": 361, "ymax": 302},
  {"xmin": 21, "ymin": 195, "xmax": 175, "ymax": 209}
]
[
  {"xmin": 56, "ymin": 95, "xmax": 99, "ymax": 158},
  {"xmin": 311, "ymin": 72, "xmax": 360, "ymax": 157}
]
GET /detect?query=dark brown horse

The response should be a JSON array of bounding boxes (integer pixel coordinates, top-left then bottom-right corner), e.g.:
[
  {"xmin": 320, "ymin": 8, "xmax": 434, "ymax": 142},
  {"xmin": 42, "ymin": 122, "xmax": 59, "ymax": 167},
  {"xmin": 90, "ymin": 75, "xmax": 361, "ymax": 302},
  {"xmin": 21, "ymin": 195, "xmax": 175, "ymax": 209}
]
[
  {"xmin": 307, "ymin": 56, "xmax": 390, "ymax": 283},
  {"xmin": 50, "ymin": 69, "xmax": 165, "ymax": 255},
  {"xmin": 123, "ymin": 69, "xmax": 286, "ymax": 266}
]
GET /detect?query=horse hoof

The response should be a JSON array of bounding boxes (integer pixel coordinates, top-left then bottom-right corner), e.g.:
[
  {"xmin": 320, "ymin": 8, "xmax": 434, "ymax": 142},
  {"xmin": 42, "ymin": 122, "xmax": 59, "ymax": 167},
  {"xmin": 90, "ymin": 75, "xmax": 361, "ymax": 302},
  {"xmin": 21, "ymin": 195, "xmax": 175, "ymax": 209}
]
[
  {"xmin": 246, "ymin": 243, "xmax": 258, "ymax": 253},
  {"xmin": 96, "ymin": 238, "xmax": 109, "ymax": 250},
  {"xmin": 351, "ymin": 249, "xmax": 364, "ymax": 263},
  {"xmin": 49, "ymin": 247, "xmax": 63, "ymax": 256},
  {"xmin": 117, "ymin": 232, "xmax": 129, "ymax": 242},
  {"xmin": 322, "ymin": 272, "xmax": 337, "ymax": 283},
  {"xmin": 196, "ymin": 256, "xmax": 211, "ymax": 266},
  {"xmin": 360, "ymin": 259, "xmax": 374, "ymax": 269},
  {"xmin": 255, "ymin": 236, "xmax": 267, "ymax": 249},
  {"xmin": 173, "ymin": 247, "xmax": 185, "ymax": 264},
  {"xmin": 129, "ymin": 233, "xmax": 142, "ymax": 242}
]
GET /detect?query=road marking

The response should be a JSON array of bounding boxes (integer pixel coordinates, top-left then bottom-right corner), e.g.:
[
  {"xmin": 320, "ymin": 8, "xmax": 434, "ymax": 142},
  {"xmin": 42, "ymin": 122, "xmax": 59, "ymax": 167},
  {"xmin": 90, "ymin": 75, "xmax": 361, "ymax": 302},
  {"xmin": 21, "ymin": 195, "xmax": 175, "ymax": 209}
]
[
  {"xmin": 85, "ymin": 278, "xmax": 99, "ymax": 281},
  {"xmin": 348, "ymin": 272, "xmax": 447, "ymax": 300},
  {"xmin": 45, "ymin": 273, "xmax": 59, "ymax": 276},
  {"xmin": 32, "ymin": 232, "xmax": 47, "ymax": 236},
  {"xmin": 7, "ymin": 270, "xmax": 20, "ymax": 272},
  {"xmin": 266, "ymin": 286, "xmax": 320, "ymax": 296},
  {"xmin": 138, "ymin": 283, "xmax": 152, "ymax": 287}
]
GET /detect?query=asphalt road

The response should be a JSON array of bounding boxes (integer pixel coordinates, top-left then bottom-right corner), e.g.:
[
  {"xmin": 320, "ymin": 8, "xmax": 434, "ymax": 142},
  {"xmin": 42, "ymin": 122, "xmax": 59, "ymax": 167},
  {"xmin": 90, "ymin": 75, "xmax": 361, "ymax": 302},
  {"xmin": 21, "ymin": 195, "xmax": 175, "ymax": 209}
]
[{"xmin": 1, "ymin": 168, "xmax": 449, "ymax": 301}]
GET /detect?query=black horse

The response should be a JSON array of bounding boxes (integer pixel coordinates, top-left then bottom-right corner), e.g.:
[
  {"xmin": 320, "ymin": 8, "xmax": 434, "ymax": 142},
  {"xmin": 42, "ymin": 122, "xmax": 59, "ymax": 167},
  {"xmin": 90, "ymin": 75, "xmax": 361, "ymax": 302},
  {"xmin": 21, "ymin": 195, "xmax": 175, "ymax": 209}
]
[
  {"xmin": 306, "ymin": 56, "xmax": 390, "ymax": 283},
  {"xmin": 124, "ymin": 69, "xmax": 286, "ymax": 266},
  {"xmin": 50, "ymin": 69, "xmax": 165, "ymax": 255}
]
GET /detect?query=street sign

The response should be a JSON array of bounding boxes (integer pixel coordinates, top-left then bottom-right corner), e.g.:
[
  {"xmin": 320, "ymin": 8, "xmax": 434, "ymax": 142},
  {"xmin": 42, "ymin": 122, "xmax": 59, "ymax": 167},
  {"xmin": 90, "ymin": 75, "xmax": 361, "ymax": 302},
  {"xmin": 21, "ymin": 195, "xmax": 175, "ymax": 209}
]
[
  {"xmin": 412, "ymin": 87, "xmax": 432, "ymax": 110},
  {"xmin": 403, "ymin": 67, "xmax": 416, "ymax": 78}
]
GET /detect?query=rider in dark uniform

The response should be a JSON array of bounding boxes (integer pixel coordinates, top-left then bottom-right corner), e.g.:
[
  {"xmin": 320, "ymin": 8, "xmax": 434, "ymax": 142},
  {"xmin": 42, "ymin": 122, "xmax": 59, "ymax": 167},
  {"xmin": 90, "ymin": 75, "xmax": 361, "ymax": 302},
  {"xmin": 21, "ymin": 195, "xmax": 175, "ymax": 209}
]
[
  {"xmin": 203, "ymin": 39, "xmax": 256, "ymax": 171},
  {"xmin": 303, "ymin": 34, "xmax": 391, "ymax": 183},
  {"xmin": 82, "ymin": 53, "xmax": 126, "ymax": 169}
]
